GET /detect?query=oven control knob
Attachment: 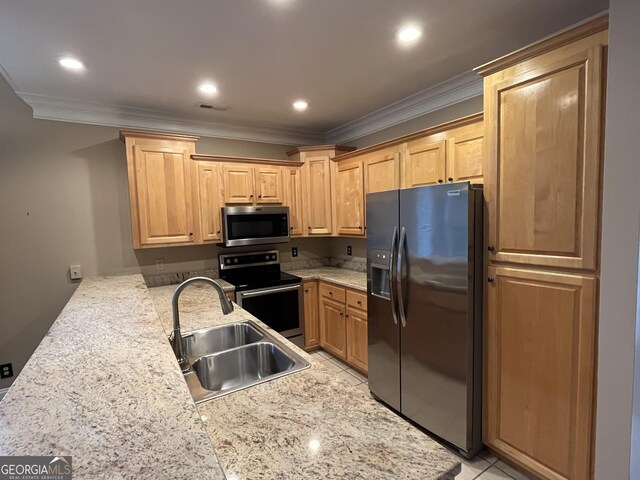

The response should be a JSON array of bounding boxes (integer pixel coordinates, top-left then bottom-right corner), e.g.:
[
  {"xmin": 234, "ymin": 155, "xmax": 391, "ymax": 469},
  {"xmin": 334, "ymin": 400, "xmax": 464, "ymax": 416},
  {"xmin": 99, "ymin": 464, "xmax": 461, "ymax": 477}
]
[
  {"xmin": 233, "ymin": 258, "xmax": 238, "ymax": 264},
  {"xmin": 225, "ymin": 259, "xmax": 231, "ymax": 265},
  {"xmin": 271, "ymin": 254, "xmax": 276, "ymax": 260},
  {"xmin": 265, "ymin": 254, "xmax": 270, "ymax": 260}
]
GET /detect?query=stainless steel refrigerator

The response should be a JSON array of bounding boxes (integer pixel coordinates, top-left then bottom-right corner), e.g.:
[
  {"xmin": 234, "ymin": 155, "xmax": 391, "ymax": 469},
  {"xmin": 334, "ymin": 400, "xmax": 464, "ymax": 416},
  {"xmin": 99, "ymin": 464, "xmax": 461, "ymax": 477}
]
[{"xmin": 367, "ymin": 182, "xmax": 483, "ymax": 457}]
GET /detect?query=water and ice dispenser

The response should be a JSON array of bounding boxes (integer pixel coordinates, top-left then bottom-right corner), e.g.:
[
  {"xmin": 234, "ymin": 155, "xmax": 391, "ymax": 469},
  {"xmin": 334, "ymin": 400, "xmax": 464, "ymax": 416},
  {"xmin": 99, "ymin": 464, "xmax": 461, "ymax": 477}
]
[{"xmin": 369, "ymin": 249, "xmax": 391, "ymax": 300}]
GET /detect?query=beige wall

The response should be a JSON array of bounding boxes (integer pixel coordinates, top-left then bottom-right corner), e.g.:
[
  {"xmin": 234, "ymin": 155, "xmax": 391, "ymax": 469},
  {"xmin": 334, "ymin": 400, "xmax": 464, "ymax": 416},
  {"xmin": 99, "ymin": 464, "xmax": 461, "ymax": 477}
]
[
  {"xmin": 0, "ymin": 77, "xmax": 301, "ymax": 389},
  {"xmin": 595, "ymin": 0, "xmax": 640, "ymax": 477}
]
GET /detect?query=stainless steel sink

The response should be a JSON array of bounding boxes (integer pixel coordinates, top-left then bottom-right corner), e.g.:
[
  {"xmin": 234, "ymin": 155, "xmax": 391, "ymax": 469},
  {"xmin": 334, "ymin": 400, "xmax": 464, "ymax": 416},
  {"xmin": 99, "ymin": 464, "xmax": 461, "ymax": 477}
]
[
  {"xmin": 180, "ymin": 321, "xmax": 310, "ymax": 404},
  {"xmin": 182, "ymin": 322, "xmax": 264, "ymax": 359}
]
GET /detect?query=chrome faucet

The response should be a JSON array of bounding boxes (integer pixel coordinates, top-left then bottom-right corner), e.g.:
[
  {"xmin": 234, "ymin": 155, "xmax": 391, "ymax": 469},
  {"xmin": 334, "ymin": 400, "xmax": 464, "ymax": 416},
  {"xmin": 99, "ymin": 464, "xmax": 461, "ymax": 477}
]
[{"xmin": 170, "ymin": 277, "xmax": 234, "ymax": 373}]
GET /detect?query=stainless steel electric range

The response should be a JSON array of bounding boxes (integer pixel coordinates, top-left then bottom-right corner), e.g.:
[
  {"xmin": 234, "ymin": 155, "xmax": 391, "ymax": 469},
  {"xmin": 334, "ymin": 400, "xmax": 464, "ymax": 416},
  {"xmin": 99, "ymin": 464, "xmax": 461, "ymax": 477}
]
[{"xmin": 219, "ymin": 250, "xmax": 304, "ymax": 347}]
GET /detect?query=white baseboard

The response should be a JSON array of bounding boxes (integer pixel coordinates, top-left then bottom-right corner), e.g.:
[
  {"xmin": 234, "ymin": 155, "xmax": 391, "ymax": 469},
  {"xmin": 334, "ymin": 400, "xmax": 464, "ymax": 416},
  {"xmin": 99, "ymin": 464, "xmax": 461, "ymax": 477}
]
[{"xmin": 0, "ymin": 387, "xmax": 9, "ymax": 402}]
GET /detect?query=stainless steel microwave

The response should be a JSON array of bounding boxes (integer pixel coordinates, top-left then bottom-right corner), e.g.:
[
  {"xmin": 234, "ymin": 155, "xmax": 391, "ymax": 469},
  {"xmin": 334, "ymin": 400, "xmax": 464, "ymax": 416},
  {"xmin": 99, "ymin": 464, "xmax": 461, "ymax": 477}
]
[{"xmin": 221, "ymin": 206, "xmax": 290, "ymax": 247}]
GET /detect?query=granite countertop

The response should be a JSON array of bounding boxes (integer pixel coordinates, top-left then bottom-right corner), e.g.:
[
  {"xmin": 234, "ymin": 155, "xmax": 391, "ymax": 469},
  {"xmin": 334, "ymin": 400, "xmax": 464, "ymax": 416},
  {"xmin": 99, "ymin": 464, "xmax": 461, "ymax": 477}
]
[
  {"xmin": 287, "ymin": 267, "xmax": 367, "ymax": 291},
  {"xmin": 0, "ymin": 275, "xmax": 459, "ymax": 480},
  {"xmin": 149, "ymin": 284, "xmax": 460, "ymax": 480},
  {"xmin": 0, "ymin": 275, "xmax": 223, "ymax": 480}
]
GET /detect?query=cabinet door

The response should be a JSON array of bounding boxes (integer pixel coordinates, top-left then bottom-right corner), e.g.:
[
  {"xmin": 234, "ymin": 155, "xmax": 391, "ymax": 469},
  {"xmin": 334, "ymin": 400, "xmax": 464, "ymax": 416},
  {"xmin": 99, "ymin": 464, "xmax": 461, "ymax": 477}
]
[
  {"xmin": 284, "ymin": 167, "xmax": 304, "ymax": 236},
  {"xmin": 255, "ymin": 166, "xmax": 283, "ymax": 204},
  {"xmin": 303, "ymin": 281, "xmax": 319, "ymax": 349},
  {"xmin": 484, "ymin": 46, "xmax": 604, "ymax": 270},
  {"xmin": 319, "ymin": 297, "xmax": 346, "ymax": 359},
  {"xmin": 346, "ymin": 306, "xmax": 368, "ymax": 373},
  {"xmin": 335, "ymin": 159, "xmax": 365, "ymax": 236},
  {"xmin": 303, "ymin": 155, "xmax": 333, "ymax": 235},
  {"xmin": 222, "ymin": 164, "xmax": 255, "ymax": 204},
  {"xmin": 403, "ymin": 138, "xmax": 446, "ymax": 187},
  {"xmin": 196, "ymin": 162, "xmax": 222, "ymax": 242},
  {"xmin": 132, "ymin": 145, "xmax": 194, "ymax": 246},
  {"xmin": 446, "ymin": 125, "xmax": 484, "ymax": 184},
  {"xmin": 485, "ymin": 266, "xmax": 597, "ymax": 480},
  {"xmin": 364, "ymin": 151, "xmax": 400, "ymax": 193}
]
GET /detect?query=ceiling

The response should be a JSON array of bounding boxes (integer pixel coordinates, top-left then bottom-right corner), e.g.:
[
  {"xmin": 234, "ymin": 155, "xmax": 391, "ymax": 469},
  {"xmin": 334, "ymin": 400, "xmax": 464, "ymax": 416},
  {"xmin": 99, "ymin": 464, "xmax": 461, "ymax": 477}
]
[{"xmin": 0, "ymin": 0, "xmax": 608, "ymax": 144}]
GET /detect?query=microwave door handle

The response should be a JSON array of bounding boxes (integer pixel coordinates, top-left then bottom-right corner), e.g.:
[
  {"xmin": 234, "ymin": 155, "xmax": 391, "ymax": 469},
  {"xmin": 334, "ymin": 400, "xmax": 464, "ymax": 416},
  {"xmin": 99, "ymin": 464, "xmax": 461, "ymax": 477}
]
[
  {"xmin": 396, "ymin": 226, "xmax": 407, "ymax": 328},
  {"xmin": 389, "ymin": 226, "xmax": 398, "ymax": 326}
]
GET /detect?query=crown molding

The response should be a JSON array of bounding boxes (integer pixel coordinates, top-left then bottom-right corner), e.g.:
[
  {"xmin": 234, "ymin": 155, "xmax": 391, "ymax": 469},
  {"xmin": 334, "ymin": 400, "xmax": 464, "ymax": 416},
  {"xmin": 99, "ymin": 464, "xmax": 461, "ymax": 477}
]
[
  {"xmin": 13, "ymin": 70, "xmax": 482, "ymax": 147},
  {"xmin": 323, "ymin": 71, "xmax": 483, "ymax": 144},
  {"xmin": 17, "ymin": 92, "xmax": 324, "ymax": 146}
]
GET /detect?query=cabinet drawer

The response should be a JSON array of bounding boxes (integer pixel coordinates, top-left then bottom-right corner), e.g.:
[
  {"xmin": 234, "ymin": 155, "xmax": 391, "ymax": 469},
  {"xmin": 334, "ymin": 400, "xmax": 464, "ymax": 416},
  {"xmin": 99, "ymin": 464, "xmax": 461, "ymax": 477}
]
[
  {"xmin": 346, "ymin": 290, "xmax": 367, "ymax": 311},
  {"xmin": 319, "ymin": 283, "xmax": 346, "ymax": 303}
]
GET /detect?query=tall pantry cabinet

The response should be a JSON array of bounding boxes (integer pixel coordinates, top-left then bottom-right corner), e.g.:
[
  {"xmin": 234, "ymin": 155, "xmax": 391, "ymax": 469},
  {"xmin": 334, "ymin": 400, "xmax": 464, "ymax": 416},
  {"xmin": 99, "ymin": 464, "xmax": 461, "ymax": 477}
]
[{"xmin": 476, "ymin": 16, "xmax": 608, "ymax": 480}]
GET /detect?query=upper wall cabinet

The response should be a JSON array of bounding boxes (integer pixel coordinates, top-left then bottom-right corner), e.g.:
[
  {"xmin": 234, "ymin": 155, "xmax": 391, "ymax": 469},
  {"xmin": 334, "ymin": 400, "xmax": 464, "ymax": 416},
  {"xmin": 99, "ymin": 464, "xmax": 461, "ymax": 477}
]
[
  {"xmin": 401, "ymin": 120, "xmax": 484, "ymax": 188},
  {"xmin": 222, "ymin": 163, "xmax": 283, "ymax": 205},
  {"xmin": 194, "ymin": 162, "xmax": 222, "ymax": 243},
  {"xmin": 335, "ymin": 158, "xmax": 365, "ymax": 236},
  {"xmin": 362, "ymin": 147, "xmax": 401, "ymax": 194},
  {"xmin": 481, "ymin": 26, "xmax": 606, "ymax": 271},
  {"xmin": 120, "ymin": 130, "xmax": 198, "ymax": 249},
  {"xmin": 287, "ymin": 146, "xmax": 356, "ymax": 237},
  {"xmin": 284, "ymin": 166, "xmax": 304, "ymax": 237}
]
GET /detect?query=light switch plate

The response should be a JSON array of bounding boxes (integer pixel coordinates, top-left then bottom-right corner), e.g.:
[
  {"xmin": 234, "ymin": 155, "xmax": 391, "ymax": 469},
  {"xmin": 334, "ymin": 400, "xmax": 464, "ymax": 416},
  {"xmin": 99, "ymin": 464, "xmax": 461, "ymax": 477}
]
[
  {"xmin": 69, "ymin": 265, "xmax": 82, "ymax": 280},
  {"xmin": 155, "ymin": 258, "xmax": 165, "ymax": 271},
  {"xmin": 292, "ymin": 247, "xmax": 298, "ymax": 258}
]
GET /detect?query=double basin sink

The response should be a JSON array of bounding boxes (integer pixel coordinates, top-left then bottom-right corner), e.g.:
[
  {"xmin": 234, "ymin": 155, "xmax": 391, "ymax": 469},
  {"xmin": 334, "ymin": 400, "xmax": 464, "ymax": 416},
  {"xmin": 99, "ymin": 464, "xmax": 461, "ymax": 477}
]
[{"xmin": 180, "ymin": 321, "xmax": 310, "ymax": 404}]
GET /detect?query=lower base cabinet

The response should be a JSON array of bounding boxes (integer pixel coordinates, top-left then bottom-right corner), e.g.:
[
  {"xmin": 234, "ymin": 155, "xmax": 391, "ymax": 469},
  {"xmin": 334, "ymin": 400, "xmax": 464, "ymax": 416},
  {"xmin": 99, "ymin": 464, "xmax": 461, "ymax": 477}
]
[
  {"xmin": 305, "ymin": 281, "xmax": 368, "ymax": 374},
  {"xmin": 485, "ymin": 266, "xmax": 597, "ymax": 480}
]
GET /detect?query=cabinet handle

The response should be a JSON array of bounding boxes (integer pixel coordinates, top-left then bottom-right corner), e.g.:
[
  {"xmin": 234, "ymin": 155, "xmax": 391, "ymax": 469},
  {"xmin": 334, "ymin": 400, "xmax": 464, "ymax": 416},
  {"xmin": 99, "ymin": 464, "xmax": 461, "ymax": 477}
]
[
  {"xmin": 189, "ymin": 232, "xmax": 193, "ymax": 236},
  {"xmin": 250, "ymin": 194, "xmax": 254, "ymax": 198},
  {"xmin": 259, "ymin": 195, "xmax": 262, "ymax": 198},
  {"xmin": 488, "ymin": 277, "xmax": 495, "ymax": 283},
  {"xmin": 487, "ymin": 245, "xmax": 495, "ymax": 252},
  {"xmin": 329, "ymin": 291, "xmax": 333, "ymax": 295},
  {"xmin": 358, "ymin": 226, "xmax": 362, "ymax": 229},
  {"xmin": 308, "ymin": 226, "xmax": 311, "ymax": 230},
  {"xmin": 216, "ymin": 230, "xmax": 221, "ymax": 234},
  {"xmin": 305, "ymin": 289, "xmax": 308, "ymax": 293},
  {"xmin": 345, "ymin": 314, "xmax": 349, "ymax": 318},
  {"xmin": 340, "ymin": 312, "xmax": 343, "ymax": 317},
  {"xmin": 357, "ymin": 300, "xmax": 361, "ymax": 305},
  {"xmin": 448, "ymin": 177, "xmax": 453, "ymax": 182},
  {"xmin": 438, "ymin": 179, "xmax": 443, "ymax": 183}
]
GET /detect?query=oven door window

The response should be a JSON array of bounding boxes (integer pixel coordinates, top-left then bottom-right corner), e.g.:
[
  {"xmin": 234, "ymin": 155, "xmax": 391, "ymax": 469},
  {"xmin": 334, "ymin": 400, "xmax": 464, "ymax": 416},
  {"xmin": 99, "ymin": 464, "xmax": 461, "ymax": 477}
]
[
  {"xmin": 226, "ymin": 214, "xmax": 287, "ymax": 241},
  {"xmin": 239, "ymin": 286, "xmax": 301, "ymax": 335}
]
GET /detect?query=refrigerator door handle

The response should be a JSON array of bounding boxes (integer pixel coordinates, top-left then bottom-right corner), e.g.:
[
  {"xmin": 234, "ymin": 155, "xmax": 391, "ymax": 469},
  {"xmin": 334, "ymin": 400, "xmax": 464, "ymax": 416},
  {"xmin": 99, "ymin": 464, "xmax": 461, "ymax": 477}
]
[
  {"xmin": 389, "ymin": 226, "xmax": 399, "ymax": 325},
  {"xmin": 397, "ymin": 226, "xmax": 407, "ymax": 328}
]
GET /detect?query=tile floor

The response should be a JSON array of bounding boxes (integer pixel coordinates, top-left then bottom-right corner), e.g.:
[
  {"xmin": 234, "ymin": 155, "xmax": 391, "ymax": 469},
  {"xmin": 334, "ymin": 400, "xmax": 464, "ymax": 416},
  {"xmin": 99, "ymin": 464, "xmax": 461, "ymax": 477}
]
[{"xmin": 309, "ymin": 349, "xmax": 535, "ymax": 480}]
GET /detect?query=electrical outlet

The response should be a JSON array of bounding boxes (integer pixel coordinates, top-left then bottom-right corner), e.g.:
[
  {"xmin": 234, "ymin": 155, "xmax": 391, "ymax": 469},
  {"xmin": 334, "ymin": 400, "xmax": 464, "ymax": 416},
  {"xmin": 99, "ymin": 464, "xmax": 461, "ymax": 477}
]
[
  {"xmin": 292, "ymin": 247, "xmax": 298, "ymax": 257},
  {"xmin": 69, "ymin": 265, "xmax": 82, "ymax": 280},
  {"xmin": 347, "ymin": 245, "xmax": 352, "ymax": 256},
  {"xmin": 0, "ymin": 363, "xmax": 13, "ymax": 379},
  {"xmin": 155, "ymin": 258, "xmax": 164, "ymax": 271}
]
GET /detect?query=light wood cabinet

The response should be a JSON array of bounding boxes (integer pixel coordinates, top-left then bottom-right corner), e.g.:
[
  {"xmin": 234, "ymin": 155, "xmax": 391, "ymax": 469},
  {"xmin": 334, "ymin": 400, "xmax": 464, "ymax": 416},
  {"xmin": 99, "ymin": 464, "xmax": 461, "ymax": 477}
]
[
  {"xmin": 195, "ymin": 162, "xmax": 222, "ymax": 243},
  {"xmin": 403, "ymin": 138, "xmax": 447, "ymax": 187},
  {"xmin": 483, "ymin": 35, "xmax": 605, "ymax": 271},
  {"xmin": 303, "ymin": 281, "xmax": 319, "ymax": 349},
  {"xmin": 363, "ymin": 148, "xmax": 400, "ymax": 193},
  {"xmin": 222, "ymin": 163, "xmax": 283, "ymax": 205},
  {"xmin": 446, "ymin": 123, "xmax": 484, "ymax": 184},
  {"xmin": 346, "ymin": 290, "xmax": 368, "ymax": 373},
  {"xmin": 335, "ymin": 159, "xmax": 365, "ymax": 236},
  {"xmin": 303, "ymin": 155, "xmax": 333, "ymax": 235},
  {"xmin": 485, "ymin": 266, "xmax": 597, "ymax": 480},
  {"xmin": 319, "ymin": 295, "xmax": 347, "ymax": 359},
  {"xmin": 284, "ymin": 166, "xmax": 304, "ymax": 237},
  {"xmin": 316, "ymin": 282, "xmax": 368, "ymax": 372},
  {"xmin": 287, "ymin": 146, "xmax": 355, "ymax": 237},
  {"xmin": 477, "ymin": 17, "xmax": 608, "ymax": 480},
  {"xmin": 120, "ymin": 131, "xmax": 198, "ymax": 248}
]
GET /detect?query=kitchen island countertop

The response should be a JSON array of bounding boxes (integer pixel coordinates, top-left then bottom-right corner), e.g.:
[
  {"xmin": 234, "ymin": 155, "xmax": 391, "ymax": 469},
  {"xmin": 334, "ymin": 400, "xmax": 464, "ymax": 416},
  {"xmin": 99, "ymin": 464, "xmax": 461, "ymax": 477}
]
[
  {"xmin": 149, "ymin": 282, "xmax": 460, "ymax": 480},
  {"xmin": 0, "ymin": 274, "xmax": 460, "ymax": 480}
]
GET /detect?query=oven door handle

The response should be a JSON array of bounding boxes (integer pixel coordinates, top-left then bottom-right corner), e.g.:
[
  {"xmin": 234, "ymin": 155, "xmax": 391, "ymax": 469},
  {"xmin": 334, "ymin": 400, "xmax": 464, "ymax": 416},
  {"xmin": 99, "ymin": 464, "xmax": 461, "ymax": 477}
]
[{"xmin": 238, "ymin": 284, "xmax": 301, "ymax": 298}]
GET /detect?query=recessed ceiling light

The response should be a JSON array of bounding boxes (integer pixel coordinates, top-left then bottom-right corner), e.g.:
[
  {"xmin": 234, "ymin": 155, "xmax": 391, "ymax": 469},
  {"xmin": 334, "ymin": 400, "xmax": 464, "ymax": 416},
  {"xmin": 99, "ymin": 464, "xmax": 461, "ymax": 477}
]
[
  {"xmin": 396, "ymin": 25, "xmax": 422, "ymax": 44},
  {"xmin": 58, "ymin": 57, "xmax": 85, "ymax": 71},
  {"xmin": 293, "ymin": 100, "xmax": 308, "ymax": 111},
  {"xmin": 198, "ymin": 82, "xmax": 218, "ymax": 95}
]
